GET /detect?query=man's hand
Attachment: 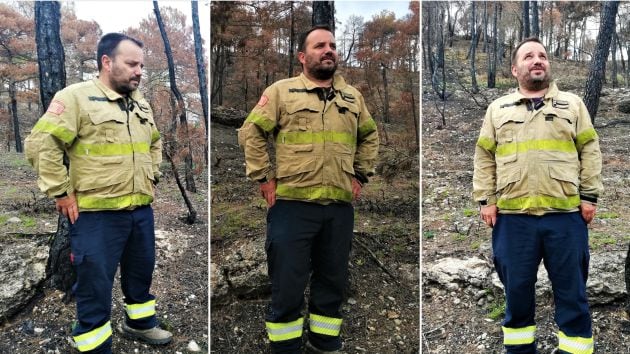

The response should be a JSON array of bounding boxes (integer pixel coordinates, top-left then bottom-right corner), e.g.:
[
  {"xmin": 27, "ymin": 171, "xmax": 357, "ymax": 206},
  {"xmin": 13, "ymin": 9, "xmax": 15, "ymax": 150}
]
[
  {"xmin": 56, "ymin": 193, "xmax": 79, "ymax": 224},
  {"xmin": 259, "ymin": 179, "xmax": 277, "ymax": 208},
  {"xmin": 352, "ymin": 178, "xmax": 362, "ymax": 201},
  {"xmin": 480, "ymin": 204, "xmax": 497, "ymax": 228},
  {"xmin": 579, "ymin": 201, "xmax": 596, "ymax": 224}
]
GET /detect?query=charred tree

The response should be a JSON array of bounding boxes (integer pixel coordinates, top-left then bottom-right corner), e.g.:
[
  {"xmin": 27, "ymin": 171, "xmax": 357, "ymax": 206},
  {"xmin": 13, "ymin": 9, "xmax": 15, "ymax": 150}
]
[
  {"xmin": 522, "ymin": 1, "xmax": 530, "ymax": 39},
  {"xmin": 35, "ymin": 0, "xmax": 74, "ymax": 300},
  {"xmin": 469, "ymin": 1, "xmax": 479, "ymax": 93},
  {"xmin": 531, "ymin": 1, "xmax": 540, "ymax": 38},
  {"xmin": 312, "ymin": 1, "xmax": 334, "ymax": 30},
  {"xmin": 192, "ymin": 1, "xmax": 208, "ymax": 148},
  {"xmin": 584, "ymin": 1, "xmax": 619, "ymax": 122},
  {"xmin": 488, "ymin": 1, "xmax": 498, "ymax": 88},
  {"xmin": 154, "ymin": 1, "xmax": 197, "ymax": 195},
  {"xmin": 154, "ymin": 1, "xmax": 197, "ymax": 223},
  {"xmin": 8, "ymin": 81, "xmax": 21, "ymax": 152}
]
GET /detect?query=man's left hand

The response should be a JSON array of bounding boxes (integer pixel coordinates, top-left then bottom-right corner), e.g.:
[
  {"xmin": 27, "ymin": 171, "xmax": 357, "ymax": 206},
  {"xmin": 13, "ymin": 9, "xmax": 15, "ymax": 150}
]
[
  {"xmin": 579, "ymin": 202, "xmax": 596, "ymax": 224},
  {"xmin": 352, "ymin": 178, "xmax": 362, "ymax": 200}
]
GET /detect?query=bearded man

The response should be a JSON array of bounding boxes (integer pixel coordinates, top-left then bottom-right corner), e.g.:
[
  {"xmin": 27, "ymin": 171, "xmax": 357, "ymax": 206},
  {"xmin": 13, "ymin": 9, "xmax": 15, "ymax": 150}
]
[
  {"xmin": 238, "ymin": 25, "xmax": 379, "ymax": 353},
  {"xmin": 473, "ymin": 37, "xmax": 603, "ymax": 354}
]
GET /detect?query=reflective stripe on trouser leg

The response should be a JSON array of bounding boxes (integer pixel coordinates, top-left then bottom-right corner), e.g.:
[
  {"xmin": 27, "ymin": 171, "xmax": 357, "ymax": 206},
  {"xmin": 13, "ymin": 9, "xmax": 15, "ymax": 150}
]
[
  {"xmin": 73, "ymin": 321, "xmax": 112, "ymax": 352},
  {"xmin": 558, "ymin": 331, "xmax": 593, "ymax": 354},
  {"xmin": 266, "ymin": 317, "xmax": 304, "ymax": 342},
  {"xmin": 309, "ymin": 313, "xmax": 342, "ymax": 336},
  {"xmin": 125, "ymin": 299, "xmax": 156, "ymax": 320},
  {"xmin": 502, "ymin": 325, "xmax": 536, "ymax": 345}
]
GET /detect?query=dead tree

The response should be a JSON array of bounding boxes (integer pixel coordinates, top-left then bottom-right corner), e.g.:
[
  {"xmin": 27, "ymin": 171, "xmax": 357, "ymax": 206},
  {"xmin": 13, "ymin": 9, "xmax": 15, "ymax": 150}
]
[
  {"xmin": 154, "ymin": 1, "xmax": 197, "ymax": 222},
  {"xmin": 35, "ymin": 0, "xmax": 74, "ymax": 300}
]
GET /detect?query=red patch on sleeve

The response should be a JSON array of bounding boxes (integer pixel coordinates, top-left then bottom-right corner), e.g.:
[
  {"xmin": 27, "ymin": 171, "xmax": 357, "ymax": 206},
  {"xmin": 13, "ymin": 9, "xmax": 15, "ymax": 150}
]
[
  {"xmin": 257, "ymin": 95, "xmax": 269, "ymax": 107},
  {"xmin": 47, "ymin": 100, "xmax": 66, "ymax": 115}
]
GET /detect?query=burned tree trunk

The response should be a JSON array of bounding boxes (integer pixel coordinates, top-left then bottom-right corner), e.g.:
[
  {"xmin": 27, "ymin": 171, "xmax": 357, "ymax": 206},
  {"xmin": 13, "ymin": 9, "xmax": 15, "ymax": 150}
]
[
  {"xmin": 191, "ymin": 1, "xmax": 208, "ymax": 155},
  {"xmin": 154, "ymin": 1, "xmax": 197, "ymax": 221},
  {"xmin": 35, "ymin": 0, "xmax": 73, "ymax": 299},
  {"xmin": 312, "ymin": 1, "xmax": 334, "ymax": 30}
]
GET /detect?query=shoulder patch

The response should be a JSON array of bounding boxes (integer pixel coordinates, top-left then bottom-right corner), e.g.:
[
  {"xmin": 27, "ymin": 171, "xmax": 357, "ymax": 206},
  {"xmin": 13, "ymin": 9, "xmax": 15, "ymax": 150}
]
[
  {"xmin": 47, "ymin": 100, "xmax": 65, "ymax": 115},
  {"xmin": 257, "ymin": 95, "xmax": 269, "ymax": 107}
]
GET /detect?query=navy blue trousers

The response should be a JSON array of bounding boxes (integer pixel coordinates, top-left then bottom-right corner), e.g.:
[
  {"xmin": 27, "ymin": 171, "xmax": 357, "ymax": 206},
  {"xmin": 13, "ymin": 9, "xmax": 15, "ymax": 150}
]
[
  {"xmin": 265, "ymin": 200, "xmax": 354, "ymax": 353},
  {"xmin": 493, "ymin": 212, "xmax": 592, "ymax": 354},
  {"xmin": 70, "ymin": 205, "xmax": 158, "ymax": 353}
]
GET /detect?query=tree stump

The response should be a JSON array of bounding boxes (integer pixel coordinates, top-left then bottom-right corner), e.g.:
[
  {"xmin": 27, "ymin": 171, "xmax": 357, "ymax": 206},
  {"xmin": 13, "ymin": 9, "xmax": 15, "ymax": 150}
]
[{"xmin": 46, "ymin": 215, "xmax": 75, "ymax": 302}]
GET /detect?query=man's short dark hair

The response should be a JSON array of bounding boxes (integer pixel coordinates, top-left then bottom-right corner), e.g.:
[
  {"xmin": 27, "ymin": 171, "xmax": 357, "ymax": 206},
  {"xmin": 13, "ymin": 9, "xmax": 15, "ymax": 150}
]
[
  {"xmin": 297, "ymin": 25, "xmax": 334, "ymax": 52},
  {"xmin": 512, "ymin": 37, "xmax": 546, "ymax": 66},
  {"xmin": 97, "ymin": 33, "xmax": 144, "ymax": 72}
]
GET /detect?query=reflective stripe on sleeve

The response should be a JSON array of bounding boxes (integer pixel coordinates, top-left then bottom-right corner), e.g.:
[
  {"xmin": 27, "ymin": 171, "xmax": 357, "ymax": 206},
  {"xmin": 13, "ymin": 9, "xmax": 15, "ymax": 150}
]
[
  {"xmin": 309, "ymin": 313, "xmax": 342, "ymax": 337},
  {"xmin": 125, "ymin": 299, "xmax": 156, "ymax": 320},
  {"xmin": 575, "ymin": 128, "xmax": 598, "ymax": 150},
  {"xmin": 497, "ymin": 195, "xmax": 580, "ymax": 210},
  {"xmin": 266, "ymin": 317, "xmax": 304, "ymax": 342},
  {"xmin": 276, "ymin": 184, "xmax": 352, "ymax": 202},
  {"xmin": 245, "ymin": 112, "xmax": 275, "ymax": 132},
  {"xmin": 358, "ymin": 118, "xmax": 377, "ymax": 138},
  {"xmin": 558, "ymin": 331, "xmax": 593, "ymax": 354},
  {"xmin": 32, "ymin": 119, "xmax": 76, "ymax": 144},
  {"xmin": 502, "ymin": 325, "xmax": 536, "ymax": 345},
  {"xmin": 73, "ymin": 321, "xmax": 112, "ymax": 352},
  {"xmin": 496, "ymin": 139, "xmax": 577, "ymax": 156},
  {"xmin": 476, "ymin": 136, "xmax": 496, "ymax": 152},
  {"xmin": 77, "ymin": 193, "xmax": 153, "ymax": 210},
  {"xmin": 276, "ymin": 131, "xmax": 356, "ymax": 146},
  {"xmin": 73, "ymin": 142, "xmax": 150, "ymax": 156}
]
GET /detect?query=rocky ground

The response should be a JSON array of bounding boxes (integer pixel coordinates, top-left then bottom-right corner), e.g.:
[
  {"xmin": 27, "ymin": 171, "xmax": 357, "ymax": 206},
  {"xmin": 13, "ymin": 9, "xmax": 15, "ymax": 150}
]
[
  {"xmin": 422, "ymin": 68, "xmax": 630, "ymax": 353},
  {"xmin": 210, "ymin": 121, "xmax": 420, "ymax": 353},
  {"xmin": 0, "ymin": 151, "xmax": 208, "ymax": 353}
]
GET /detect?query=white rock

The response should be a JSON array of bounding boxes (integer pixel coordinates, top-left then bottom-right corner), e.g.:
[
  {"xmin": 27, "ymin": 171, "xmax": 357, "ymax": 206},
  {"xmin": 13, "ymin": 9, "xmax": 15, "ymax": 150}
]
[
  {"xmin": 187, "ymin": 340, "xmax": 201, "ymax": 352},
  {"xmin": 7, "ymin": 217, "xmax": 21, "ymax": 223}
]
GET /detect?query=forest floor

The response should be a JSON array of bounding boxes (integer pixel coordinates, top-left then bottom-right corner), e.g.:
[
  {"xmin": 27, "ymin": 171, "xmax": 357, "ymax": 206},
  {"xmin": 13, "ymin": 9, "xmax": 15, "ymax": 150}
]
[
  {"xmin": 210, "ymin": 122, "xmax": 420, "ymax": 353},
  {"xmin": 422, "ymin": 61, "xmax": 630, "ymax": 353},
  {"xmin": 0, "ymin": 151, "xmax": 208, "ymax": 353}
]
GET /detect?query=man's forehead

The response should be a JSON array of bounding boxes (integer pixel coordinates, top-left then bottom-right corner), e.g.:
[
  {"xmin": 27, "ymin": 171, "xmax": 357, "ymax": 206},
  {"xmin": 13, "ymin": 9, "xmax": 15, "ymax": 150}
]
[
  {"xmin": 517, "ymin": 42, "xmax": 547, "ymax": 57},
  {"xmin": 306, "ymin": 29, "xmax": 335, "ymax": 45}
]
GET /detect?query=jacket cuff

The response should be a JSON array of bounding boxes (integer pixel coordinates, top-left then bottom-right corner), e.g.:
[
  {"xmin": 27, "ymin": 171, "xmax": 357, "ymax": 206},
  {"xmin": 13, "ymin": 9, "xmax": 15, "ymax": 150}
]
[
  {"xmin": 580, "ymin": 194, "xmax": 597, "ymax": 204},
  {"xmin": 354, "ymin": 170, "xmax": 369, "ymax": 184}
]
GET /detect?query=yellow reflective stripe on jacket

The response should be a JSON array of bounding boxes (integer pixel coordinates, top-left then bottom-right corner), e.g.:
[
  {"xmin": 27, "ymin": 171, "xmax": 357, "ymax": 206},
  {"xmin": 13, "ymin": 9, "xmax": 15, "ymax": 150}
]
[
  {"xmin": 151, "ymin": 130, "xmax": 161, "ymax": 143},
  {"xmin": 276, "ymin": 184, "xmax": 352, "ymax": 202},
  {"xmin": 125, "ymin": 299, "xmax": 156, "ymax": 320},
  {"xmin": 73, "ymin": 321, "xmax": 112, "ymax": 352},
  {"xmin": 266, "ymin": 317, "xmax": 303, "ymax": 342},
  {"xmin": 309, "ymin": 313, "xmax": 342, "ymax": 336},
  {"xmin": 77, "ymin": 193, "xmax": 153, "ymax": 210},
  {"xmin": 32, "ymin": 119, "xmax": 75, "ymax": 144},
  {"xmin": 502, "ymin": 325, "xmax": 536, "ymax": 345},
  {"xmin": 245, "ymin": 112, "xmax": 275, "ymax": 132},
  {"xmin": 276, "ymin": 131, "xmax": 356, "ymax": 146},
  {"xmin": 558, "ymin": 331, "xmax": 593, "ymax": 354},
  {"xmin": 496, "ymin": 139, "xmax": 577, "ymax": 156},
  {"xmin": 498, "ymin": 195, "xmax": 580, "ymax": 210},
  {"xmin": 476, "ymin": 136, "xmax": 496, "ymax": 152},
  {"xmin": 358, "ymin": 118, "xmax": 377, "ymax": 138},
  {"xmin": 575, "ymin": 128, "xmax": 597, "ymax": 150},
  {"xmin": 73, "ymin": 142, "xmax": 150, "ymax": 156}
]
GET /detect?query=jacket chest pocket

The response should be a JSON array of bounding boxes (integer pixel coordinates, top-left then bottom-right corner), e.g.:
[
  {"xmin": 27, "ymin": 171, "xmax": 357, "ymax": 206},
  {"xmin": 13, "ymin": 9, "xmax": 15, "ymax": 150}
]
[
  {"xmin": 333, "ymin": 99, "xmax": 360, "ymax": 132},
  {"xmin": 283, "ymin": 101, "xmax": 321, "ymax": 131},
  {"xmin": 83, "ymin": 109, "xmax": 127, "ymax": 144},
  {"xmin": 540, "ymin": 108, "xmax": 576, "ymax": 140},
  {"xmin": 494, "ymin": 114, "xmax": 525, "ymax": 165}
]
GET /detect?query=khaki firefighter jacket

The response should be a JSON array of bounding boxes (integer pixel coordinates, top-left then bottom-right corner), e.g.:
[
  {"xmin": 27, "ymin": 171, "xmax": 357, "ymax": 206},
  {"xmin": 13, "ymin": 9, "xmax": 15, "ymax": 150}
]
[
  {"xmin": 25, "ymin": 79, "xmax": 162, "ymax": 211},
  {"xmin": 473, "ymin": 81, "xmax": 602, "ymax": 215},
  {"xmin": 238, "ymin": 73, "xmax": 379, "ymax": 203}
]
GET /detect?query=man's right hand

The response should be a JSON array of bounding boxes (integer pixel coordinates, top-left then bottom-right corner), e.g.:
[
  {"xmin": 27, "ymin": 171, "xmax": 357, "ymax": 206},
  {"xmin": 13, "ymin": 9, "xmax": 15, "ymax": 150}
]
[
  {"xmin": 56, "ymin": 193, "xmax": 79, "ymax": 224},
  {"xmin": 259, "ymin": 179, "xmax": 277, "ymax": 208},
  {"xmin": 480, "ymin": 204, "xmax": 497, "ymax": 228}
]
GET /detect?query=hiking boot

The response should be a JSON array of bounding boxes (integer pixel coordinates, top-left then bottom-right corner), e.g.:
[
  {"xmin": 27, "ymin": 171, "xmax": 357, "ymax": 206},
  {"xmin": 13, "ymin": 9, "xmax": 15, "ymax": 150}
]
[
  {"xmin": 305, "ymin": 340, "xmax": 344, "ymax": 354},
  {"xmin": 118, "ymin": 321, "xmax": 172, "ymax": 345}
]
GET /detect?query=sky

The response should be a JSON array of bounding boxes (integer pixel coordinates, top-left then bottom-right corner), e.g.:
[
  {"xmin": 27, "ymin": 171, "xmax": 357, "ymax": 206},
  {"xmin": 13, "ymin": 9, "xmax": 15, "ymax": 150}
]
[
  {"xmin": 70, "ymin": 0, "xmax": 210, "ymax": 44},
  {"xmin": 335, "ymin": 0, "xmax": 413, "ymax": 35}
]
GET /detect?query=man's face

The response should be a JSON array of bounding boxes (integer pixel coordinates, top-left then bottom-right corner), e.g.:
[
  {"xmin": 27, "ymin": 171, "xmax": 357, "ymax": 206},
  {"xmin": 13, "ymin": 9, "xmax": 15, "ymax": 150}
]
[
  {"xmin": 511, "ymin": 41, "xmax": 551, "ymax": 92},
  {"xmin": 104, "ymin": 40, "xmax": 144, "ymax": 95},
  {"xmin": 298, "ymin": 29, "xmax": 338, "ymax": 81}
]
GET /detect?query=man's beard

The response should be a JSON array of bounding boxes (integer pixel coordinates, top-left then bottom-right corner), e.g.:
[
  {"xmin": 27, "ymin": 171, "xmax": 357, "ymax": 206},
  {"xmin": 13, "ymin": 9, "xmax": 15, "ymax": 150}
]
[
  {"xmin": 522, "ymin": 72, "xmax": 551, "ymax": 91},
  {"xmin": 306, "ymin": 56, "xmax": 337, "ymax": 80}
]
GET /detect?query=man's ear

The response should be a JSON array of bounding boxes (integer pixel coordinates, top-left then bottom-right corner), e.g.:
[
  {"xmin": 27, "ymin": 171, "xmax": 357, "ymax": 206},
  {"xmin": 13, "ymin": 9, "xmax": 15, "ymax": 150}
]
[
  {"xmin": 297, "ymin": 52, "xmax": 305, "ymax": 65},
  {"xmin": 101, "ymin": 55, "xmax": 112, "ymax": 72},
  {"xmin": 511, "ymin": 65, "xmax": 517, "ymax": 78}
]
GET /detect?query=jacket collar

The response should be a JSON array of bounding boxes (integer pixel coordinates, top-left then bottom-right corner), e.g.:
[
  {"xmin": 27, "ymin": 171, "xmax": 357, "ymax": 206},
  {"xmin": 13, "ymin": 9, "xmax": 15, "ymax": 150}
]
[
  {"xmin": 93, "ymin": 78, "xmax": 144, "ymax": 102},
  {"xmin": 510, "ymin": 80, "xmax": 559, "ymax": 101},
  {"xmin": 298, "ymin": 73, "xmax": 348, "ymax": 91}
]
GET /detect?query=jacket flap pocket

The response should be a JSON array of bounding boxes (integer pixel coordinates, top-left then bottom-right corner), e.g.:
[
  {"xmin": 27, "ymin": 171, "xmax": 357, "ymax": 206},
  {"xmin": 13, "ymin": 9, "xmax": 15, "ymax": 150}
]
[
  {"xmin": 334, "ymin": 99, "xmax": 360, "ymax": 115},
  {"xmin": 549, "ymin": 164, "xmax": 578, "ymax": 185},
  {"xmin": 88, "ymin": 110, "xmax": 125, "ymax": 125},
  {"xmin": 495, "ymin": 114, "xmax": 525, "ymax": 128},
  {"xmin": 276, "ymin": 157, "xmax": 317, "ymax": 178},
  {"xmin": 286, "ymin": 100, "xmax": 320, "ymax": 115},
  {"xmin": 497, "ymin": 168, "xmax": 521, "ymax": 190}
]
